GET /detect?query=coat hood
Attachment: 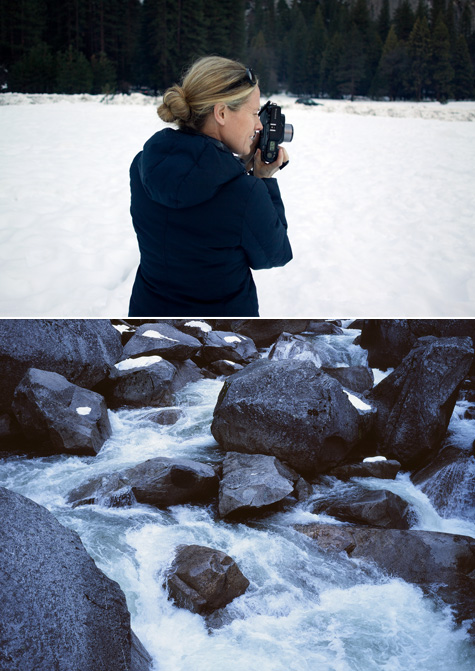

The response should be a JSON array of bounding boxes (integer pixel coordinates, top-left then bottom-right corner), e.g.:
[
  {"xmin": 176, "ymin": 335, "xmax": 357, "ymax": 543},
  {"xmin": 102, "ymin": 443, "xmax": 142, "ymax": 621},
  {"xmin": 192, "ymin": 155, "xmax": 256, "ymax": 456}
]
[{"xmin": 136, "ymin": 128, "xmax": 246, "ymax": 209}]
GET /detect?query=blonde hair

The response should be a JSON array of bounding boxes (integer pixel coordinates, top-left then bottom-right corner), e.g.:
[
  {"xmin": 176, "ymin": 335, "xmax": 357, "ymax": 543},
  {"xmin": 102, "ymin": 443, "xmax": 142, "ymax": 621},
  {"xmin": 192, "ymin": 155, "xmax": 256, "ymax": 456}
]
[{"xmin": 157, "ymin": 56, "xmax": 258, "ymax": 131}]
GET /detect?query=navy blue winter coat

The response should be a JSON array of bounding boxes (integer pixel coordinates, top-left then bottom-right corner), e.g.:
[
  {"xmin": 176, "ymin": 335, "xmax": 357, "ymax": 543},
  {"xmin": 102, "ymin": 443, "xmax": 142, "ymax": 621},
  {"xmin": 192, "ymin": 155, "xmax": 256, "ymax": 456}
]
[{"xmin": 128, "ymin": 127, "xmax": 292, "ymax": 317}]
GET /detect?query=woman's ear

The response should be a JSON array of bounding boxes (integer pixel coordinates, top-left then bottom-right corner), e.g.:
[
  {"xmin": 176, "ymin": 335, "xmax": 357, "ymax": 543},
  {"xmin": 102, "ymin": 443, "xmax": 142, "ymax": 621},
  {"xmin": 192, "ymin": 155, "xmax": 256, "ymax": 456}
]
[{"xmin": 213, "ymin": 103, "xmax": 227, "ymax": 127}]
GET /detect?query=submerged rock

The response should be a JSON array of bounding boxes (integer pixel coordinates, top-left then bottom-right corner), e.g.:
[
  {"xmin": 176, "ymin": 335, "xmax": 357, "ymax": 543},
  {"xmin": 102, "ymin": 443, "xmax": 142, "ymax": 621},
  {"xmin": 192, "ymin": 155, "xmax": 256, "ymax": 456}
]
[
  {"xmin": 367, "ymin": 336, "xmax": 474, "ymax": 469},
  {"xmin": 0, "ymin": 486, "xmax": 152, "ymax": 671},
  {"xmin": 218, "ymin": 452, "xmax": 301, "ymax": 518},
  {"xmin": 12, "ymin": 368, "xmax": 111, "ymax": 456},
  {"xmin": 165, "ymin": 544, "xmax": 249, "ymax": 614},
  {"xmin": 329, "ymin": 459, "xmax": 401, "ymax": 481},
  {"xmin": 211, "ymin": 359, "xmax": 363, "ymax": 477},
  {"xmin": 195, "ymin": 330, "xmax": 259, "ymax": 366},
  {"xmin": 295, "ymin": 522, "xmax": 475, "ymax": 634}
]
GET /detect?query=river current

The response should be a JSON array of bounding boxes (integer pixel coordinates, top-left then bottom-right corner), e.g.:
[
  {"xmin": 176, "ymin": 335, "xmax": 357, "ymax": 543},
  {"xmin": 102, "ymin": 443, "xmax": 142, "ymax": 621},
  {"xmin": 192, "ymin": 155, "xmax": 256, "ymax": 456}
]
[{"xmin": 1, "ymin": 329, "xmax": 474, "ymax": 670}]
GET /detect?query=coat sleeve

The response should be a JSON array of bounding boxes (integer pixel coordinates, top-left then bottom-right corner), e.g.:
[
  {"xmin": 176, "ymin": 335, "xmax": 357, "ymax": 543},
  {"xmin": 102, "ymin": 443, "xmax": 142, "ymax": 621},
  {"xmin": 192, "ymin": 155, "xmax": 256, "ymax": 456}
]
[{"xmin": 240, "ymin": 178, "xmax": 293, "ymax": 270}]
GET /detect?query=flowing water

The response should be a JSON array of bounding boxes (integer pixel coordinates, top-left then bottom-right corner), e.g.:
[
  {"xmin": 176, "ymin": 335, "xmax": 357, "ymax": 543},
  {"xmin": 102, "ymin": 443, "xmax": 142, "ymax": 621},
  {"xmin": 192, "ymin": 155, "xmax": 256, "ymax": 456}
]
[{"xmin": 1, "ymin": 329, "xmax": 475, "ymax": 670}]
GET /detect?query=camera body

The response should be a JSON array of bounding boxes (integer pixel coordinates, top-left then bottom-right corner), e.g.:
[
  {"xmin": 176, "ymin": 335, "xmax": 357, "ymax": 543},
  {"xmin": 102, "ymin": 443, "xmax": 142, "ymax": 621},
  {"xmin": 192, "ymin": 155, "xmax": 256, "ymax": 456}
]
[{"xmin": 258, "ymin": 101, "xmax": 294, "ymax": 164}]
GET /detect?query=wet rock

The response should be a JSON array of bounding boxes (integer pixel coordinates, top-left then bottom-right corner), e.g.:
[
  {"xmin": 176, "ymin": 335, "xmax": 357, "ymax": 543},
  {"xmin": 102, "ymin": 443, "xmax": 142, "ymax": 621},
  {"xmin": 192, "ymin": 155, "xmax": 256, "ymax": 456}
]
[
  {"xmin": 211, "ymin": 359, "xmax": 363, "ymax": 477},
  {"xmin": 360, "ymin": 319, "xmax": 475, "ymax": 371},
  {"xmin": 218, "ymin": 452, "xmax": 300, "ymax": 518},
  {"xmin": 98, "ymin": 357, "xmax": 177, "ymax": 408},
  {"xmin": 294, "ymin": 522, "xmax": 475, "ymax": 634},
  {"xmin": 165, "ymin": 544, "xmax": 249, "ymax": 614},
  {"xmin": 268, "ymin": 333, "xmax": 323, "ymax": 366},
  {"xmin": 0, "ymin": 486, "xmax": 152, "ymax": 671},
  {"xmin": 322, "ymin": 366, "xmax": 374, "ymax": 394},
  {"xmin": 122, "ymin": 457, "xmax": 219, "ymax": 507},
  {"xmin": 329, "ymin": 458, "xmax": 401, "ymax": 481},
  {"xmin": 206, "ymin": 360, "xmax": 244, "ymax": 376},
  {"xmin": 312, "ymin": 487, "xmax": 412, "ymax": 529},
  {"xmin": 147, "ymin": 407, "xmax": 185, "ymax": 425},
  {"xmin": 306, "ymin": 321, "xmax": 344, "ymax": 335},
  {"xmin": 220, "ymin": 319, "xmax": 310, "ymax": 347},
  {"xmin": 11, "ymin": 368, "xmax": 111, "ymax": 456},
  {"xmin": 121, "ymin": 322, "xmax": 201, "ymax": 362},
  {"xmin": 194, "ymin": 331, "xmax": 259, "ymax": 366},
  {"xmin": 367, "ymin": 336, "xmax": 474, "ymax": 469},
  {"xmin": 169, "ymin": 359, "xmax": 204, "ymax": 391},
  {"xmin": 67, "ymin": 473, "xmax": 136, "ymax": 508},
  {"xmin": 176, "ymin": 320, "xmax": 213, "ymax": 341},
  {"xmin": 0, "ymin": 319, "xmax": 122, "ymax": 414}
]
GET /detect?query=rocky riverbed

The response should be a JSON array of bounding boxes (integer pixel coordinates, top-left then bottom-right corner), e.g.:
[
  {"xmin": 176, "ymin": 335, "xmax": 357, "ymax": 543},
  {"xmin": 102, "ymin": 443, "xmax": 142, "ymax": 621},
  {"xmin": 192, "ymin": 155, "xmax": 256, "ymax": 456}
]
[{"xmin": 1, "ymin": 318, "xmax": 474, "ymax": 671}]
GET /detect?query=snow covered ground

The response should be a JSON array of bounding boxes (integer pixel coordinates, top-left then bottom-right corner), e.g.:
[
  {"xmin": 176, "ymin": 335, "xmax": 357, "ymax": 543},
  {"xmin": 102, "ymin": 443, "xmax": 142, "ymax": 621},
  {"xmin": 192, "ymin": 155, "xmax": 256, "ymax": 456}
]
[{"xmin": 1, "ymin": 92, "xmax": 474, "ymax": 318}]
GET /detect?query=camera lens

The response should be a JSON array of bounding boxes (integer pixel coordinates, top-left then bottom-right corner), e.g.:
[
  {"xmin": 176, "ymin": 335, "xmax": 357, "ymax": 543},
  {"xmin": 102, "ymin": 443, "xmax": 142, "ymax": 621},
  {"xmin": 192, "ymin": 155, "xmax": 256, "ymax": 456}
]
[{"xmin": 283, "ymin": 124, "xmax": 294, "ymax": 143}]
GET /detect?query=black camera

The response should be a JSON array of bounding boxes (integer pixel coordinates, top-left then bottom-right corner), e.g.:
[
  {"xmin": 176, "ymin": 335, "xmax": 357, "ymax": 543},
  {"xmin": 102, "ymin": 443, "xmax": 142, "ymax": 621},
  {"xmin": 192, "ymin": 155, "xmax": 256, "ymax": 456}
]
[{"xmin": 258, "ymin": 101, "xmax": 294, "ymax": 164}]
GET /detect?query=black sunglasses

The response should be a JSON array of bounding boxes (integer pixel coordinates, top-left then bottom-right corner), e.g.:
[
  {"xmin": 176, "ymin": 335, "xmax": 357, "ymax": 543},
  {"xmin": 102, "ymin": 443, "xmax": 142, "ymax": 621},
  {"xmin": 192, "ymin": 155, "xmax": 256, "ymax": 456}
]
[{"xmin": 223, "ymin": 67, "xmax": 257, "ymax": 93}]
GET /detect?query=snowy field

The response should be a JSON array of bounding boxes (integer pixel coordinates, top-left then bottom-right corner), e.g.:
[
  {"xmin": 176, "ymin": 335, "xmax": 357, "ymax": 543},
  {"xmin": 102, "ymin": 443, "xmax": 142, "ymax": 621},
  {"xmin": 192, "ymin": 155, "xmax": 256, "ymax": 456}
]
[{"xmin": 1, "ymin": 92, "xmax": 474, "ymax": 318}]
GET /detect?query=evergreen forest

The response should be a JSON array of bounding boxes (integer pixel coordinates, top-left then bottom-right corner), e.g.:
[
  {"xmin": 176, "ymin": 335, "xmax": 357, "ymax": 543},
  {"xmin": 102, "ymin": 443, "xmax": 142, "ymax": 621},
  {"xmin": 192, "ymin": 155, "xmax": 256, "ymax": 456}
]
[{"xmin": 1, "ymin": 0, "xmax": 474, "ymax": 101}]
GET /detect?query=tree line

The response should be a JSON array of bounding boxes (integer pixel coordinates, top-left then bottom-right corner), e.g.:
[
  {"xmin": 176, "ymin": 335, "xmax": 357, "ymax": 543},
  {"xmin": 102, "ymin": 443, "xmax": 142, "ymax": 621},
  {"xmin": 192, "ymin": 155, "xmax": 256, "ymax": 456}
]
[{"xmin": 1, "ymin": 0, "xmax": 474, "ymax": 101}]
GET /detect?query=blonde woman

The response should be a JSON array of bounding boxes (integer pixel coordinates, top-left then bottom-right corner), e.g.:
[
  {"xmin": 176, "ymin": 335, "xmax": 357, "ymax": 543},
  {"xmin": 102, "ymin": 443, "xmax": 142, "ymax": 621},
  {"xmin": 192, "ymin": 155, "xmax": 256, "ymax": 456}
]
[{"xmin": 128, "ymin": 56, "xmax": 292, "ymax": 317}]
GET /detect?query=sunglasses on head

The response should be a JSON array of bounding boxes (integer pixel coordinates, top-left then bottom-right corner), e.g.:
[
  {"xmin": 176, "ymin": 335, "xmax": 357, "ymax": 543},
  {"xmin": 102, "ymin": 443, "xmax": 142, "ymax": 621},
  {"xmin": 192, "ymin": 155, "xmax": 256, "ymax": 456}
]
[{"xmin": 223, "ymin": 67, "xmax": 257, "ymax": 93}]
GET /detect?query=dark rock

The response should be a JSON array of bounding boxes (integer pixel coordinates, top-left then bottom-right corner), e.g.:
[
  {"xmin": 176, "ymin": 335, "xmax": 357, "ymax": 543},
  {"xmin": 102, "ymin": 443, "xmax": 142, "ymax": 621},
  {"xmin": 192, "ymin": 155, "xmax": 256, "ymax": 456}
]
[
  {"xmin": 323, "ymin": 366, "xmax": 374, "ymax": 394},
  {"xmin": 312, "ymin": 487, "xmax": 412, "ymax": 529},
  {"xmin": 169, "ymin": 359, "xmax": 204, "ymax": 391},
  {"xmin": 206, "ymin": 360, "xmax": 244, "ymax": 376},
  {"xmin": 194, "ymin": 331, "xmax": 259, "ymax": 366},
  {"xmin": 412, "ymin": 447, "xmax": 475, "ymax": 522},
  {"xmin": 147, "ymin": 407, "xmax": 185, "ymax": 425},
  {"xmin": 218, "ymin": 452, "xmax": 300, "ymax": 518},
  {"xmin": 306, "ymin": 321, "xmax": 344, "ymax": 335},
  {"xmin": 222, "ymin": 319, "xmax": 310, "ymax": 348},
  {"xmin": 0, "ymin": 486, "xmax": 152, "ymax": 671},
  {"xmin": 67, "ymin": 473, "xmax": 136, "ymax": 508},
  {"xmin": 329, "ymin": 459, "xmax": 401, "ymax": 481},
  {"xmin": 11, "ymin": 368, "xmax": 111, "ymax": 456},
  {"xmin": 98, "ymin": 357, "xmax": 177, "ymax": 409},
  {"xmin": 121, "ymin": 323, "xmax": 201, "ymax": 362},
  {"xmin": 367, "ymin": 336, "xmax": 474, "ymax": 469},
  {"xmin": 211, "ymin": 359, "xmax": 363, "ymax": 477},
  {"xmin": 122, "ymin": 457, "xmax": 219, "ymax": 507},
  {"xmin": 0, "ymin": 319, "xmax": 122, "ymax": 414},
  {"xmin": 175, "ymin": 320, "xmax": 213, "ymax": 342},
  {"xmin": 294, "ymin": 522, "xmax": 475, "ymax": 633},
  {"xmin": 360, "ymin": 319, "xmax": 475, "ymax": 371},
  {"xmin": 165, "ymin": 544, "xmax": 249, "ymax": 614}
]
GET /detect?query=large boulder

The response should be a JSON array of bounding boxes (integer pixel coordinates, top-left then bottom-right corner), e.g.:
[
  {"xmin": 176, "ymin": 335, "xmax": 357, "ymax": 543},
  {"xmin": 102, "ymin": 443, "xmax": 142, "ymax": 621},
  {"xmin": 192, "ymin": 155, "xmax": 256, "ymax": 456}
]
[
  {"xmin": 218, "ymin": 452, "xmax": 301, "ymax": 518},
  {"xmin": 295, "ymin": 522, "xmax": 475, "ymax": 633},
  {"xmin": 0, "ymin": 319, "xmax": 122, "ymax": 413},
  {"xmin": 165, "ymin": 544, "xmax": 249, "ymax": 615},
  {"xmin": 11, "ymin": 368, "xmax": 111, "ymax": 456},
  {"xmin": 97, "ymin": 356, "xmax": 178, "ymax": 409},
  {"xmin": 121, "ymin": 323, "xmax": 201, "ymax": 362},
  {"xmin": 211, "ymin": 359, "xmax": 363, "ymax": 477},
  {"xmin": 367, "ymin": 336, "xmax": 474, "ymax": 469},
  {"xmin": 322, "ymin": 366, "xmax": 374, "ymax": 394},
  {"xmin": 312, "ymin": 487, "xmax": 412, "ymax": 529},
  {"xmin": 329, "ymin": 458, "xmax": 401, "ymax": 481},
  {"xmin": 360, "ymin": 319, "xmax": 475, "ymax": 371},
  {"xmin": 67, "ymin": 457, "xmax": 219, "ymax": 509},
  {"xmin": 0, "ymin": 487, "xmax": 152, "ymax": 671},
  {"xmin": 123, "ymin": 457, "xmax": 219, "ymax": 507}
]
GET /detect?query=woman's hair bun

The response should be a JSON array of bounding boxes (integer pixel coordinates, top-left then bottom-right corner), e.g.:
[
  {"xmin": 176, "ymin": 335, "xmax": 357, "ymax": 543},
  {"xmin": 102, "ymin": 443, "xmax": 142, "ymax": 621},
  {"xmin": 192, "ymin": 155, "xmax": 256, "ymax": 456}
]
[{"xmin": 157, "ymin": 85, "xmax": 191, "ymax": 123}]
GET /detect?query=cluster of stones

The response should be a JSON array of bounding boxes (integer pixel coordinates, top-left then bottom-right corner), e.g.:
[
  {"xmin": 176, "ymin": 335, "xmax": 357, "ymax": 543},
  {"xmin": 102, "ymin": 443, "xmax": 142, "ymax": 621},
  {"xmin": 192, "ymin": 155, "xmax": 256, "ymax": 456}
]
[{"xmin": 1, "ymin": 318, "xmax": 475, "ymax": 667}]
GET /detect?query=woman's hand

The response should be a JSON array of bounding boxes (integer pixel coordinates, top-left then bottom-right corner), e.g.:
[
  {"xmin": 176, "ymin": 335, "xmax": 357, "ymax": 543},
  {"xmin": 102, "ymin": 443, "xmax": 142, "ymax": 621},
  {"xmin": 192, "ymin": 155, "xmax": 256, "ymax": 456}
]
[{"xmin": 253, "ymin": 147, "xmax": 289, "ymax": 179}]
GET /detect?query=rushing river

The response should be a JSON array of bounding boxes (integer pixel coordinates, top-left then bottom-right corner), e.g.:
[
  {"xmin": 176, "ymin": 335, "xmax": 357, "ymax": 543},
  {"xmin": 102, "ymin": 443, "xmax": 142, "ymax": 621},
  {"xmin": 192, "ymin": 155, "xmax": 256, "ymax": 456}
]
[{"xmin": 1, "ymin": 329, "xmax": 475, "ymax": 670}]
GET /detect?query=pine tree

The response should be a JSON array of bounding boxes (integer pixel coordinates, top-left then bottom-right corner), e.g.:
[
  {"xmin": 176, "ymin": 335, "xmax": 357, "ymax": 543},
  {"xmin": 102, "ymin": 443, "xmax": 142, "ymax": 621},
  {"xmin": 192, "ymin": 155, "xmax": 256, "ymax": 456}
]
[
  {"xmin": 451, "ymin": 34, "xmax": 474, "ymax": 99},
  {"xmin": 408, "ymin": 16, "xmax": 431, "ymax": 100},
  {"xmin": 372, "ymin": 24, "xmax": 409, "ymax": 100},
  {"xmin": 431, "ymin": 15, "xmax": 454, "ymax": 101},
  {"xmin": 306, "ymin": 7, "xmax": 327, "ymax": 96},
  {"xmin": 377, "ymin": 0, "xmax": 391, "ymax": 42},
  {"xmin": 321, "ymin": 31, "xmax": 343, "ymax": 98},
  {"xmin": 394, "ymin": 0, "xmax": 415, "ymax": 41},
  {"xmin": 337, "ymin": 23, "xmax": 366, "ymax": 99},
  {"xmin": 9, "ymin": 40, "xmax": 55, "ymax": 92},
  {"xmin": 91, "ymin": 51, "xmax": 117, "ymax": 93},
  {"xmin": 288, "ymin": 7, "xmax": 310, "ymax": 94},
  {"xmin": 56, "ymin": 44, "xmax": 93, "ymax": 93}
]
